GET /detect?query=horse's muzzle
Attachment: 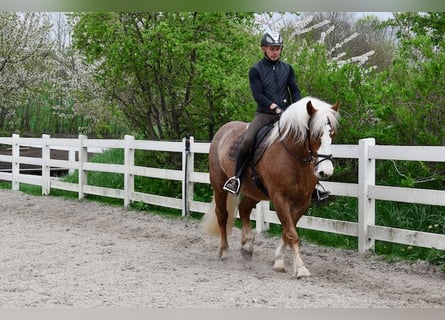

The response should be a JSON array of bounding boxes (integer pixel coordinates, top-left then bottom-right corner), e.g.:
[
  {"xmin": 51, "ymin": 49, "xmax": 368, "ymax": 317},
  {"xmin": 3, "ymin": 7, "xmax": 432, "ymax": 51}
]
[{"xmin": 314, "ymin": 153, "xmax": 334, "ymax": 179}]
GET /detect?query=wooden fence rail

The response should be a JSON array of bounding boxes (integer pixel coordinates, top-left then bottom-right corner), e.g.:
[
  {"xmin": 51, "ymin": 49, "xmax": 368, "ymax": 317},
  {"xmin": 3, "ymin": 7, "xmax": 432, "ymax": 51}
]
[{"xmin": 0, "ymin": 133, "xmax": 444, "ymax": 253}]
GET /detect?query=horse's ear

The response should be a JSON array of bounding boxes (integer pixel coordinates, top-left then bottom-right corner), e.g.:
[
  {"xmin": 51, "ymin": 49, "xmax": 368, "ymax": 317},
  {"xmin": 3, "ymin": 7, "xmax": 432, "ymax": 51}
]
[
  {"xmin": 306, "ymin": 100, "xmax": 316, "ymax": 116},
  {"xmin": 332, "ymin": 101, "xmax": 340, "ymax": 112}
]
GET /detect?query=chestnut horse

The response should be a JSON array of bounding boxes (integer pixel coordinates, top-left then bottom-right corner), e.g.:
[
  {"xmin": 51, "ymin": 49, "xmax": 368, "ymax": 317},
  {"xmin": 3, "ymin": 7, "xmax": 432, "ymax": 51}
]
[{"xmin": 202, "ymin": 96, "xmax": 340, "ymax": 278}]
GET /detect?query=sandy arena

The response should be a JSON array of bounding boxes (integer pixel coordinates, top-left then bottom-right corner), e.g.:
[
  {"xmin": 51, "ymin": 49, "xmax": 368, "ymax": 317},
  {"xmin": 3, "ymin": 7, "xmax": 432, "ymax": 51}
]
[{"xmin": 0, "ymin": 189, "xmax": 444, "ymax": 307}]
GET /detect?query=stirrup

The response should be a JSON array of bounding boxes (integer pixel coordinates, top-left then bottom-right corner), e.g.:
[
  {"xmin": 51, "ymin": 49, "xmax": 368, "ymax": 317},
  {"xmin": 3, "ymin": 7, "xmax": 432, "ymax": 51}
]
[
  {"xmin": 223, "ymin": 176, "xmax": 241, "ymax": 195},
  {"xmin": 313, "ymin": 183, "xmax": 330, "ymax": 201}
]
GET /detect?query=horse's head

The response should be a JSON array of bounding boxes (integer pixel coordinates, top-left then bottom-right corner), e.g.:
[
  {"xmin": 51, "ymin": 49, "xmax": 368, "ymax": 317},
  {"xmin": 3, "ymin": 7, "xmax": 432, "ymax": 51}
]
[
  {"xmin": 306, "ymin": 98, "xmax": 339, "ymax": 179},
  {"xmin": 264, "ymin": 96, "xmax": 340, "ymax": 180}
]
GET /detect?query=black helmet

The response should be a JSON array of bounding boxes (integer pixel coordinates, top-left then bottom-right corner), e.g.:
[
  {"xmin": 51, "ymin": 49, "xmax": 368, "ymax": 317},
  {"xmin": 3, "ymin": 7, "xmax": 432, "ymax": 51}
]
[{"xmin": 261, "ymin": 32, "xmax": 283, "ymax": 46}]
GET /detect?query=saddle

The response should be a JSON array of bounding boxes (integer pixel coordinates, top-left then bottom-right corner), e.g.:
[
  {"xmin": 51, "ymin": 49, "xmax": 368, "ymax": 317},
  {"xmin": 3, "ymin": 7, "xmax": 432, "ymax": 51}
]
[{"xmin": 228, "ymin": 123, "xmax": 275, "ymax": 196}]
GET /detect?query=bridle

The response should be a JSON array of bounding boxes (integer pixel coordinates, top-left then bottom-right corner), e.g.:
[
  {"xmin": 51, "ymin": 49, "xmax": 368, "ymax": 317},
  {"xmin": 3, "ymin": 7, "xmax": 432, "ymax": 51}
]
[{"xmin": 277, "ymin": 118, "xmax": 335, "ymax": 168}]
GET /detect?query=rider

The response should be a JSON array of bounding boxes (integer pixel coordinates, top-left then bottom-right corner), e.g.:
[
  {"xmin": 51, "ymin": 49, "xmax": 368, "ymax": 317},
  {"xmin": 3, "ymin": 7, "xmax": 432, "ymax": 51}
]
[{"xmin": 223, "ymin": 31, "xmax": 330, "ymax": 201}]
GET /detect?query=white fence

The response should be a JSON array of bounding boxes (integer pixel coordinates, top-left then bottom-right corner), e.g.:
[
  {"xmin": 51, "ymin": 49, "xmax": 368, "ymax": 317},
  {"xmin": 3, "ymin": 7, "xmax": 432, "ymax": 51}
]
[{"xmin": 0, "ymin": 133, "xmax": 444, "ymax": 253}]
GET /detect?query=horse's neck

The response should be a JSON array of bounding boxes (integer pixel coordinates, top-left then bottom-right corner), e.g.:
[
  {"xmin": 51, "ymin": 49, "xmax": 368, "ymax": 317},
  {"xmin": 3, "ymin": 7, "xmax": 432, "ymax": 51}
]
[{"xmin": 279, "ymin": 135, "xmax": 310, "ymax": 161}]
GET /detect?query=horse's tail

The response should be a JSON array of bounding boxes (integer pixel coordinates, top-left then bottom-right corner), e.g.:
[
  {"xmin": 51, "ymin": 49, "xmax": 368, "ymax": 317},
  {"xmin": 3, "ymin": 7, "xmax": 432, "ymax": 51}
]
[{"xmin": 201, "ymin": 194, "xmax": 239, "ymax": 236}]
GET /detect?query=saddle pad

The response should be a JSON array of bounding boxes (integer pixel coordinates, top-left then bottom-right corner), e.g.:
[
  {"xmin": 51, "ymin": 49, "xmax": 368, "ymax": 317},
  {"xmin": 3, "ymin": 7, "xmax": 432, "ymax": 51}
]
[{"xmin": 228, "ymin": 124, "xmax": 273, "ymax": 164}]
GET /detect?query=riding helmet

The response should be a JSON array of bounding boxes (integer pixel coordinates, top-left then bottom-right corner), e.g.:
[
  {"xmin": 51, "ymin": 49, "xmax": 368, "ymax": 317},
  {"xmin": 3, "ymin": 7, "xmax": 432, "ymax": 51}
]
[{"xmin": 261, "ymin": 32, "xmax": 283, "ymax": 46}]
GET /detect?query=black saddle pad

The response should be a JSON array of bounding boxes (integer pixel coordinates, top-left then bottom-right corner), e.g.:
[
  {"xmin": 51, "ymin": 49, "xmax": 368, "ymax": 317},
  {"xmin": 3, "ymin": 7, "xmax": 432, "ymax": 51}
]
[{"xmin": 228, "ymin": 123, "xmax": 275, "ymax": 164}]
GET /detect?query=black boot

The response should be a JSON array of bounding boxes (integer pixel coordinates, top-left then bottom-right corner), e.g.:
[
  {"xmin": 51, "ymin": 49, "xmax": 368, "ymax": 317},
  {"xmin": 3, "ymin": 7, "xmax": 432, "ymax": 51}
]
[{"xmin": 223, "ymin": 149, "xmax": 249, "ymax": 194}]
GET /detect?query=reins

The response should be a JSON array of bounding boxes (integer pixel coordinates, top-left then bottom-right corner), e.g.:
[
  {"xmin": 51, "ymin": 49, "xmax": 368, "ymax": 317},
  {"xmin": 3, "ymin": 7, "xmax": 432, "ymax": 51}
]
[{"xmin": 277, "ymin": 118, "xmax": 334, "ymax": 167}]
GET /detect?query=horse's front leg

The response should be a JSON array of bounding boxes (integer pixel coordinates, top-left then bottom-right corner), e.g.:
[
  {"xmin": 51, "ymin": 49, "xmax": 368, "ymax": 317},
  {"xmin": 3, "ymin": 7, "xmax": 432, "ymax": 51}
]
[
  {"xmin": 238, "ymin": 197, "xmax": 258, "ymax": 260},
  {"xmin": 272, "ymin": 234, "xmax": 310, "ymax": 277},
  {"xmin": 274, "ymin": 205, "xmax": 311, "ymax": 278},
  {"xmin": 289, "ymin": 208, "xmax": 311, "ymax": 278},
  {"xmin": 289, "ymin": 241, "xmax": 311, "ymax": 278}
]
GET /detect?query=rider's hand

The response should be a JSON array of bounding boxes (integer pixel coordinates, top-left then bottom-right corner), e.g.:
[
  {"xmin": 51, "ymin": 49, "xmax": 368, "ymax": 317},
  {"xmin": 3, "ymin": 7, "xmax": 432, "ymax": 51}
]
[{"xmin": 270, "ymin": 103, "xmax": 282, "ymax": 114}]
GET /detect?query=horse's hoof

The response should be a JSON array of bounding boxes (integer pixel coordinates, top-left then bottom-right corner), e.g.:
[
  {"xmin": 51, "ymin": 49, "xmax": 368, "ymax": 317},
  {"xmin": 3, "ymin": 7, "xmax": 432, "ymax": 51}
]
[
  {"xmin": 295, "ymin": 266, "xmax": 311, "ymax": 279},
  {"xmin": 273, "ymin": 259, "xmax": 286, "ymax": 273},
  {"xmin": 220, "ymin": 249, "xmax": 231, "ymax": 261},
  {"xmin": 242, "ymin": 240, "xmax": 254, "ymax": 253},
  {"xmin": 240, "ymin": 248, "xmax": 253, "ymax": 261},
  {"xmin": 273, "ymin": 266, "xmax": 286, "ymax": 273}
]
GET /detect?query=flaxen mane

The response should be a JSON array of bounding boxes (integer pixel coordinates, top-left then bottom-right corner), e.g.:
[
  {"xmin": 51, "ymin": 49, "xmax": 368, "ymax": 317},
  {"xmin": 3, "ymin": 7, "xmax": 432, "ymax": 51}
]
[{"xmin": 265, "ymin": 96, "xmax": 340, "ymax": 147}]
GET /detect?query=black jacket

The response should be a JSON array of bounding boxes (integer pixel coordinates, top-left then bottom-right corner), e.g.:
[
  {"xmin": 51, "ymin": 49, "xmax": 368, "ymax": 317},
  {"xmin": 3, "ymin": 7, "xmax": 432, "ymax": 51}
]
[{"xmin": 249, "ymin": 57, "xmax": 301, "ymax": 114}]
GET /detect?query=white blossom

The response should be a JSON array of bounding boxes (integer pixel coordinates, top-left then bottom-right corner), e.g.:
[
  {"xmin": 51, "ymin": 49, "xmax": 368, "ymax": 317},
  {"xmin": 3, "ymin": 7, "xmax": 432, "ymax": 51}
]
[
  {"xmin": 258, "ymin": 13, "xmax": 377, "ymax": 69},
  {"xmin": 290, "ymin": 19, "xmax": 330, "ymax": 37}
]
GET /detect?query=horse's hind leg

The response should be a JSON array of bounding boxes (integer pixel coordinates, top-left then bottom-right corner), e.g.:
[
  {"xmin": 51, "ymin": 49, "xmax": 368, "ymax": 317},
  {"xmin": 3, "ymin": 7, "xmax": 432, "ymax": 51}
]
[
  {"xmin": 213, "ymin": 189, "xmax": 231, "ymax": 260},
  {"xmin": 238, "ymin": 196, "xmax": 259, "ymax": 260},
  {"xmin": 273, "ymin": 238, "xmax": 287, "ymax": 273}
]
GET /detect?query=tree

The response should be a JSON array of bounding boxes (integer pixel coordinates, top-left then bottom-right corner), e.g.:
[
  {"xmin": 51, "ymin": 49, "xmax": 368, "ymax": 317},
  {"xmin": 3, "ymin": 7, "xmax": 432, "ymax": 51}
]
[
  {"xmin": 288, "ymin": 12, "xmax": 395, "ymax": 71},
  {"xmin": 0, "ymin": 12, "xmax": 53, "ymax": 134},
  {"xmin": 374, "ymin": 12, "xmax": 445, "ymax": 146},
  {"xmin": 71, "ymin": 12, "xmax": 256, "ymax": 141},
  {"xmin": 354, "ymin": 15, "xmax": 396, "ymax": 71},
  {"xmin": 47, "ymin": 13, "xmax": 128, "ymax": 137},
  {"xmin": 0, "ymin": 12, "xmax": 127, "ymax": 138},
  {"xmin": 387, "ymin": 12, "xmax": 445, "ymax": 48},
  {"xmin": 257, "ymin": 13, "xmax": 392, "ymax": 145}
]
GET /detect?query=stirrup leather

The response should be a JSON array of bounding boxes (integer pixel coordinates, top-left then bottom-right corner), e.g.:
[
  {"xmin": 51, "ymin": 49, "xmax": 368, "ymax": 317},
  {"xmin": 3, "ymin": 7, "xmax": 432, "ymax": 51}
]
[{"xmin": 223, "ymin": 176, "xmax": 241, "ymax": 194}]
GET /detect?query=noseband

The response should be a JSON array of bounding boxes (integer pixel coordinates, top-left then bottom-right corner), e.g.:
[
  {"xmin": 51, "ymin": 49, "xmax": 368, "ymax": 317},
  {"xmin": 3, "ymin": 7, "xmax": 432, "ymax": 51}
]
[
  {"xmin": 278, "ymin": 119, "xmax": 334, "ymax": 168},
  {"xmin": 300, "ymin": 145, "xmax": 334, "ymax": 166}
]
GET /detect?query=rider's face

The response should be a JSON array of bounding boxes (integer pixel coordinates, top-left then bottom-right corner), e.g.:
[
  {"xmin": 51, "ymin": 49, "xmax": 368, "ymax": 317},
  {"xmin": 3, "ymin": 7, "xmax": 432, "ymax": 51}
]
[{"xmin": 262, "ymin": 45, "xmax": 282, "ymax": 61}]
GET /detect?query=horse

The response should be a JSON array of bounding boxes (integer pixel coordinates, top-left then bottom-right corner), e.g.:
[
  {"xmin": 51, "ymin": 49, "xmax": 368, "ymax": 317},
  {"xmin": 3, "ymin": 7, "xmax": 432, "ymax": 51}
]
[{"xmin": 201, "ymin": 96, "xmax": 340, "ymax": 278}]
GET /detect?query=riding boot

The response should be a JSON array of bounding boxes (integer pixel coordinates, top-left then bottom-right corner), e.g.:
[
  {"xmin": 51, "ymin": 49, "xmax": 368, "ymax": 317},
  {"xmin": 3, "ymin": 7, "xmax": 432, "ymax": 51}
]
[{"xmin": 223, "ymin": 149, "xmax": 249, "ymax": 194}]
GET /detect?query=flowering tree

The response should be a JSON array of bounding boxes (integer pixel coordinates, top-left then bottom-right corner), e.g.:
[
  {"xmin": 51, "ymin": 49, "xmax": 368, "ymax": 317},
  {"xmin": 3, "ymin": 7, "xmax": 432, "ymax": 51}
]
[
  {"xmin": 50, "ymin": 14, "xmax": 127, "ymax": 136},
  {"xmin": 0, "ymin": 12, "xmax": 127, "ymax": 137},
  {"xmin": 0, "ymin": 12, "xmax": 53, "ymax": 133}
]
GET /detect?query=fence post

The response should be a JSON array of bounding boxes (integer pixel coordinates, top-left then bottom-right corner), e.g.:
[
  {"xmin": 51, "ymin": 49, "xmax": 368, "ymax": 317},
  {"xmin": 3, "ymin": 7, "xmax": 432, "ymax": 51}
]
[
  {"xmin": 78, "ymin": 135, "xmax": 88, "ymax": 200},
  {"xmin": 68, "ymin": 147, "xmax": 76, "ymax": 175},
  {"xmin": 124, "ymin": 135, "xmax": 135, "ymax": 208},
  {"xmin": 358, "ymin": 138, "xmax": 376, "ymax": 253},
  {"xmin": 182, "ymin": 135, "xmax": 193, "ymax": 217},
  {"xmin": 42, "ymin": 134, "xmax": 51, "ymax": 195},
  {"xmin": 11, "ymin": 134, "xmax": 20, "ymax": 191},
  {"xmin": 255, "ymin": 201, "xmax": 270, "ymax": 233}
]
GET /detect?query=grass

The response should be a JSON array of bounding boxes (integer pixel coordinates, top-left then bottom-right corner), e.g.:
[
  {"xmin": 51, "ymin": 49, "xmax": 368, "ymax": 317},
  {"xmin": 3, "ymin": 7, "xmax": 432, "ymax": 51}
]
[
  {"xmin": 1, "ymin": 149, "xmax": 444, "ymax": 272},
  {"xmin": 260, "ymin": 195, "xmax": 445, "ymax": 271}
]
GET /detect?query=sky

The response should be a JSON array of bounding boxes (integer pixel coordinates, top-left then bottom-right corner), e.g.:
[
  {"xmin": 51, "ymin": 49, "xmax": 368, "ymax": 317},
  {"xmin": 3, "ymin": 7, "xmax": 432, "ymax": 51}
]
[{"xmin": 355, "ymin": 12, "xmax": 394, "ymax": 21}]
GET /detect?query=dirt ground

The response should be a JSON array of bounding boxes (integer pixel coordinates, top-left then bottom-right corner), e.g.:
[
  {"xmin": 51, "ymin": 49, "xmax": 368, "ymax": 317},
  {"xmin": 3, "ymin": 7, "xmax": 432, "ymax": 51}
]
[{"xmin": 0, "ymin": 189, "xmax": 444, "ymax": 308}]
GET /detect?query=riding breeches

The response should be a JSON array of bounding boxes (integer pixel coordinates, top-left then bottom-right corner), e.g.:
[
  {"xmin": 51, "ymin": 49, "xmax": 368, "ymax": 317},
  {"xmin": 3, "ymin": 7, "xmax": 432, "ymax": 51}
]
[{"xmin": 239, "ymin": 112, "xmax": 278, "ymax": 153}]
